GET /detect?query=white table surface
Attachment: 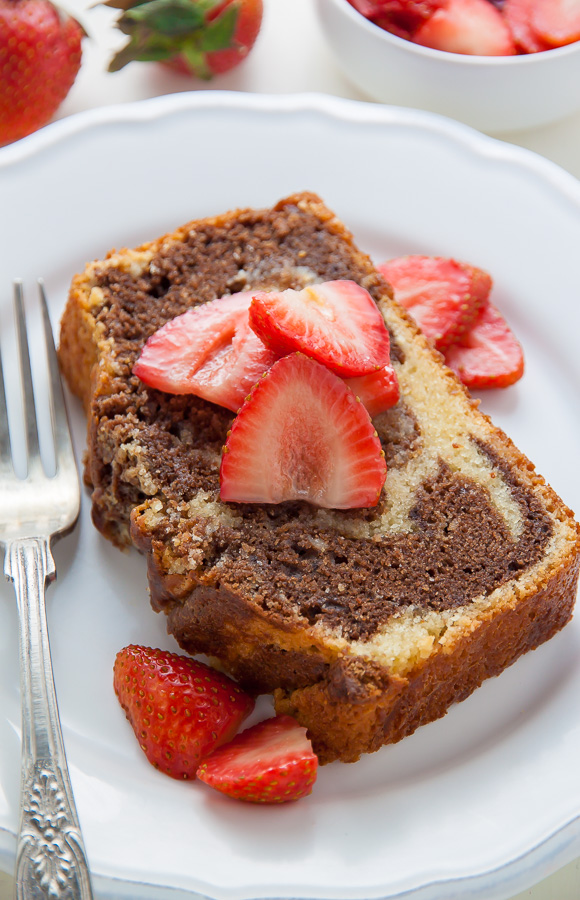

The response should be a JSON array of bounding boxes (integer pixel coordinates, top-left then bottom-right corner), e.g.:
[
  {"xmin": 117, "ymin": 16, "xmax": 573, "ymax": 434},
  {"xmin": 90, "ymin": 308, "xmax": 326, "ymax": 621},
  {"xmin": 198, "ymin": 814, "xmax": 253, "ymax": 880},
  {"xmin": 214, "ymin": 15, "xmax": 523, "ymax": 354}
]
[{"xmin": 1, "ymin": 1, "xmax": 579, "ymax": 897}]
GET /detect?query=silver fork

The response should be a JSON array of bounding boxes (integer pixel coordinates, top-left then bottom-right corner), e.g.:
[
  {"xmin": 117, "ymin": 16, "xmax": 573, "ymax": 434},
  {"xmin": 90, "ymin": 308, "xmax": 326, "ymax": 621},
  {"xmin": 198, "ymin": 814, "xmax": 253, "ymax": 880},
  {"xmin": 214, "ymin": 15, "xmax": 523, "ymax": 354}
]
[{"xmin": 1, "ymin": 281, "xmax": 93, "ymax": 899}]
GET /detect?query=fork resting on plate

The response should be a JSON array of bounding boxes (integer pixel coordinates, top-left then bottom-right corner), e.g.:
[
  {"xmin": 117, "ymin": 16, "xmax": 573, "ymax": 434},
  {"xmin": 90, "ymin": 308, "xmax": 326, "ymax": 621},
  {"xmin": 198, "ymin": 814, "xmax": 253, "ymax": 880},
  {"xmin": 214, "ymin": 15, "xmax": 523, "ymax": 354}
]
[{"xmin": 0, "ymin": 281, "xmax": 93, "ymax": 899}]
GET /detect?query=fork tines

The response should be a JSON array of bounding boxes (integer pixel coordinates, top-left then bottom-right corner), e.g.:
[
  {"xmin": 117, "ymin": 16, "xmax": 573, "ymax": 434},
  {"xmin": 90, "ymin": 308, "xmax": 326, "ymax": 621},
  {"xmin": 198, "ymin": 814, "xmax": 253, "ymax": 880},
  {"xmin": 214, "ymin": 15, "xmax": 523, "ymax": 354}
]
[
  {"xmin": 0, "ymin": 280, "xmax": 74, "ymax": 482},
  {"xmin": 0, "ymin": 280, "xmax": 79, "ymax": 544}
]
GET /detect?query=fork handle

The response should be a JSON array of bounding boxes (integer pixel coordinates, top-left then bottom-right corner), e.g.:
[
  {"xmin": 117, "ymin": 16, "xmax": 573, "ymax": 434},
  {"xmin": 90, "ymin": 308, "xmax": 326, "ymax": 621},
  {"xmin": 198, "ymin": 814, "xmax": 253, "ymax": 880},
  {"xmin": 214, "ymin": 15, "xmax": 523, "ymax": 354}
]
[{"xmin": 6, "ymin": 538, "xmax": 93, "ymax": 900}]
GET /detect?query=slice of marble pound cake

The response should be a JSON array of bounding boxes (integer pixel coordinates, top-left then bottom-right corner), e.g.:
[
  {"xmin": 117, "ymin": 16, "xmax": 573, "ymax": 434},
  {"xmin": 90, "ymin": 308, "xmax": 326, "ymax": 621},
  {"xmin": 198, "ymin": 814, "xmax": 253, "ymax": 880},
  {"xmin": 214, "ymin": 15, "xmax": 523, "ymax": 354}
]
[{"xmin": 59, "ymin": 192, "xmax": 580, "ymax": 764}]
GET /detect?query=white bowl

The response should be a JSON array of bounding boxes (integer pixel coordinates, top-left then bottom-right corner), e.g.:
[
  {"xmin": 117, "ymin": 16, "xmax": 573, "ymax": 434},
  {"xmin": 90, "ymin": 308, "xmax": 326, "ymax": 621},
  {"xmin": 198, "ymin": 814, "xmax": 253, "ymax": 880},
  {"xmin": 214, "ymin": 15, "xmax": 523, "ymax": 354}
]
[{"xmin": 315, "ymin": 0, "xmax": 580, "ymax": 133}]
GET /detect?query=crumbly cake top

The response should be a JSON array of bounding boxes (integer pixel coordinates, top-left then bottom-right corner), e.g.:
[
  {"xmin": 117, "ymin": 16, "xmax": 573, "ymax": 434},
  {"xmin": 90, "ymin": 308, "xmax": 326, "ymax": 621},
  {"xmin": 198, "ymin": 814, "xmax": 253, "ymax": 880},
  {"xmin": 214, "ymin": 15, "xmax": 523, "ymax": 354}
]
[{"xmin": 74, "ymin": 195, "xmax": 555, "ymax": 644}]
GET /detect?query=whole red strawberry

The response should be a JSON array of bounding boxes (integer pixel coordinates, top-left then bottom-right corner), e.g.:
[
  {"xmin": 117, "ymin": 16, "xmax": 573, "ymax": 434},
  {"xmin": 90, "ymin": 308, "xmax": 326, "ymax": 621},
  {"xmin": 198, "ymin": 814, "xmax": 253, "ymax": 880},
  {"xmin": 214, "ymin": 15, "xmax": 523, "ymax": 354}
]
[
  {"xmin": 106, "ymin": 0, "xmax": 263, "ymax": 79},
  {"xmin": 0, "ymin": 0, "xmax": 83, "ymax": 146},
  {"xmin": 113, "ymin": 645, "xmax": 255, "ymax": 779}
]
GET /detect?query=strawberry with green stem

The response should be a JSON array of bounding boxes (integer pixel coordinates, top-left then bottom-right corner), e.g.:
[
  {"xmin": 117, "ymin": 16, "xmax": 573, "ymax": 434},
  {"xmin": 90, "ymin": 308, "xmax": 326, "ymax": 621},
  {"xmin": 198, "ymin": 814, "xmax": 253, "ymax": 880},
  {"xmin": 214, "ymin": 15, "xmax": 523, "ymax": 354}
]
[{"xmin": 105, "ymin": 0, "xmax": 263, "ymax": 79}]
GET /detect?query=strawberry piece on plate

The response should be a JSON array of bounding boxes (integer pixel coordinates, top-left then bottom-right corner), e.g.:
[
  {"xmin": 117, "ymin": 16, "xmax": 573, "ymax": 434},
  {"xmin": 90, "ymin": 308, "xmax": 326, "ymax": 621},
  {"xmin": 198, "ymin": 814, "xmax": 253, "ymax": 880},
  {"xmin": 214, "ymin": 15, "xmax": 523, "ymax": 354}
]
[
  {"xmin": 502, "ymin": 0, "xmax": 551, "ymax": 53},
  {"xmin": 220, "ymin": 353, "xmax": 387, "ymax": 509},
  {"xmin": 378, "ymin": 255, "xmax": 492, "ymax": 350},
  {"xmin": 346, "ymin": 364, "xmax": 400, "ymax": 418},
  {"xmin": 133, "ymin": 292, "xmax": 277, "ymax": 411},
  {"xmin": 197, "ymin": 715, "xmax": 318, "ymax": 803},
  {"xmin": 249, "ymin": 280, "xmax": 391, "ymax": 378},
  {"xmin": 531, "ymin": 0, "xmax": 580, "ymax": 47},
  {"xmin": 113, "ymin": 645, "xmax": 255, "ymax": 780},
  {"xmin": 444, "ymin": 301, "xmax": 524, "ymax": 389},
  {"xmin": 413, "ymin": 0, "xmax": 517, "ymax": 54}
]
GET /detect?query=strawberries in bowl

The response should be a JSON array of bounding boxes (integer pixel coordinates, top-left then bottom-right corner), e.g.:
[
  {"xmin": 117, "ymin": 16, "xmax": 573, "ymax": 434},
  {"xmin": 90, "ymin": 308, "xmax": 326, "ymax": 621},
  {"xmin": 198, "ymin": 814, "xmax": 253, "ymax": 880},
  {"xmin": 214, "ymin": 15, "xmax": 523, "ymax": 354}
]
[{"xmin": 346, "ymin": 0, "xmax": 580, "ymax": 54}]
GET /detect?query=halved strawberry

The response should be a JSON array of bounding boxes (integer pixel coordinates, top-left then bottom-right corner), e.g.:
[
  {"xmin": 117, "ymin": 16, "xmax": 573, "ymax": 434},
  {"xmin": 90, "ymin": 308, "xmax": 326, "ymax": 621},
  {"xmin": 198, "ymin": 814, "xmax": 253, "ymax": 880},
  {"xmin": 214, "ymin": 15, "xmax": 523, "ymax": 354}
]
[
  {"xmin": 502, "ymin": 0, "xmax": 551, "ymax": 53},
  {"xmin": 345, "ymin": 364, "xmax": 400, "ymax": 418},
  {"xmin": 444, "ymin": 301, "xmax": 524, "ymax": 389},
  {"xmin": 249, "ymin": 281, "xmax": 391, "ymax": 378},
  {"xmin": 133, "ymin": 292, "xmax": 277, "ymax": 411},
  {"xmin": 113, "ymin": 645, "xmax": 255, "ymax": 780},
  {"xmin": 220, "ymin": 353, "xmax": 387, "ymax": 509},
  {"xmin": 413, "ymin": 0, "xmax": 517, "ymax": 54},
  {"xmin": 197, "ymin": 715, "xmax": 318, "ymax": 803},
  {"xmin": 378, "ymin": 255, "xmax": 492, "ymax": 350},
  {"xmin": 531, "ymin": 0, "xmax": 580, "ymax": 47}
]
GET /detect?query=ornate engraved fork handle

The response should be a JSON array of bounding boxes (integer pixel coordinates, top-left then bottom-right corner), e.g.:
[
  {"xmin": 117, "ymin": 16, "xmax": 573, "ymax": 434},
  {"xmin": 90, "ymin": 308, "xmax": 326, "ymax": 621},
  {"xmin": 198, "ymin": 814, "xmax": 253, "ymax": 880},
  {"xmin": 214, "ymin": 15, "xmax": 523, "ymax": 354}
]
[{"xmin": 6, "ymin": 538, "xmax": 93, "ymax": 900}]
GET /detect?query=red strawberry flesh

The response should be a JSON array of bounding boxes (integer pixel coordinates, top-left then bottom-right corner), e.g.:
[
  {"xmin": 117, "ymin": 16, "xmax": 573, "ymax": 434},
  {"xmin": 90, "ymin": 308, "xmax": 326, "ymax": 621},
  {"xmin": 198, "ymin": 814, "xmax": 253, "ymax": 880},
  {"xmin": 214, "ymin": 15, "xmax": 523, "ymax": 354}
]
[
  {"xmin": 413, "ymin": 0, "xmax": 517, "ymax": 54},
  {"xmin": 184, "ymin": 312, "xmax": 278, "ymax": 412},
  {"xmin": 348, "ymin": 0, "xmax": 447, "ymax": 39},
  {"xmin": 197, "ymin": 715, "xmax": 318, "ymax": 803},
  {"xmin": 444, "ymin": 301, "xmax": 524, "ymax": 389},
  {"xmin": 346, "ymin": 365, "xmax": 400, "ymax": 418},
  {"xmin": 134, "ymin": 292, "xmax": 249, "ymax": 392},
  {"xmin": 531, "ymin": 0, "xmax": 580, "ymax": 47},
  {"xmin": 113, "ymin": 645, "xmax": 255, "ymax": 780},
  {"xmin": 378, "ymin": 255, "xmax": 491, "ymax": 349},
  {"xmin": 133, "ymin": 291, "xmax": 277, "ymax": 411},
  {"xmin": 219, "ymin": 353, "xmax": 387, "ymax": 509},
  {"xmin": 249, "ymin": 280, "xmax": 391, "ymax": 378},
  {"xmin": 502, "ymin": 0, "xmax": 552, "ymax": 53}
]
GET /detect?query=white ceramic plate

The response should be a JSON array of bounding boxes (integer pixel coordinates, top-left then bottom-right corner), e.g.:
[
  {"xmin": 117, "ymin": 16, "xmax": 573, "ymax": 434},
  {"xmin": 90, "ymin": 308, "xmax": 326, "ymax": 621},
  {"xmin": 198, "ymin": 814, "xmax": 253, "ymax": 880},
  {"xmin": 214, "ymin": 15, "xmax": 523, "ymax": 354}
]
[{"xmin": 0, "ymin": 93, "xmax": 579, "ymax": 900}]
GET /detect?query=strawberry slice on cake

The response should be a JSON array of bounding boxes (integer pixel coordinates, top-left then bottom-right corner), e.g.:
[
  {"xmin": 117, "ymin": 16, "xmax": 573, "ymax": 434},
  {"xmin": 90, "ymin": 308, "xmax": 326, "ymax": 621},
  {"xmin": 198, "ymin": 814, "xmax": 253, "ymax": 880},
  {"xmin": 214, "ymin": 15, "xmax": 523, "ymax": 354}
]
[
  {"xmin": 133, "ymin": 291, "xmax": 277, "ymax": 412},
  {"xmin": 249, "ymin": 280, "xmax": 391, "ymax": 378},
  {"xmin": 220, "ymin": 353, "xmax": 387, "ymax": 508}
]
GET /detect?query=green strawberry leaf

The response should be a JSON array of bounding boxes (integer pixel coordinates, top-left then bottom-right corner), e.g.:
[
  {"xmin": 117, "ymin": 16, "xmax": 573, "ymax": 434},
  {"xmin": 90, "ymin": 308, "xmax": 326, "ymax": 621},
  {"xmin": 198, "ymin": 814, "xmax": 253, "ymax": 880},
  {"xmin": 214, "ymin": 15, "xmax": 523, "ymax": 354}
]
[
  {"xmin": 199, "ymin": 2, "xmax": 238, "ymax": 52},
  {"xmin": 180, "ymin": 41, "xmax": 213, "ymax": 78},
  {"xmin": 103, "ymin": 0, "xmax": 150, "ymax": 10},
  {"xmin": 105, "ymin": 0, "xmax": 241, "ymax": 72},
  {"xmin": 108, "ymin": 27, "xmax": 176, "ymax": 70},
  {"xmin": 121, "ymin": 0, "xmax": 206, "ymax": 37}
]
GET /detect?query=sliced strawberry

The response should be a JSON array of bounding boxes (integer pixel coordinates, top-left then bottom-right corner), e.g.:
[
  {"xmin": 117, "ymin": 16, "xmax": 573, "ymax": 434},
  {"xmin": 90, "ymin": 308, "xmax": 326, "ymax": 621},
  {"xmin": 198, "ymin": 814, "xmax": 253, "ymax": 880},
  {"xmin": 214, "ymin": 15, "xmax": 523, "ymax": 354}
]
[
  {"xmin": 378, "ymin": 256, "xmax": 492, "ymax": 350},
  {"xmin": 531, "ymin": 0, "xmax": 580, "ymax": 48},
  {"xmin": 348, "ymin": 0, "xmax": 446, "ymax": 39},
  {"xmin": 502, "ymin": 0, "xmax": 551, "ymax": 52},
  {"xmin": 133, "ymin": 292, "xmax": 277, "ymax": 411},
  {"xmin": 345, "ymin": 364, "xmax": 400, "ymax": 418},
  {"xmin": 220, "ymin": 353, "xmax": 387, "ymax": 509},
  {"xmin": 134, "ymin": 292, "xmax": 250, "ymax": 393},
  {"xmin": 413, "ymin": 0, "xmax": 517, "ymax": 54},
  {"xmin": 185, "ymin": 314, "xmax": 278, "ymax": 412},
  {"xmin": 444, "ymin": 301, "xmax": 524, "ymax": 389},
  {"xmin": 113, "ymin": 645, "xmax": 255, "ymax": 780},
  {"xmin": 197, "ymin": 715, "xmax": 318, "ymax": 803},
  {"xmin": 348, "ymin": 0, "xmax": 387, "ymax": 17},
  {"xmin": 249, "ymin": 280, "xmax": 391, "ymax": 378}
]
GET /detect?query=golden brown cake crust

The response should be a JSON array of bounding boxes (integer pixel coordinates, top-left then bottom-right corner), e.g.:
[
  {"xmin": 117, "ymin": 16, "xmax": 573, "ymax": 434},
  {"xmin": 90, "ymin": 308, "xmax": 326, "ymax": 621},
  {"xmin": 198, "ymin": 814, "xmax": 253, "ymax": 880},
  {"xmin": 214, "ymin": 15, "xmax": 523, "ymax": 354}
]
[
  {"xmin": 131, "ymin": 496, "xmax": 579, "ymax": 763},
  {"xmin": 59, "ymin": 192, "xmax": 580, "ymax": 764}
]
